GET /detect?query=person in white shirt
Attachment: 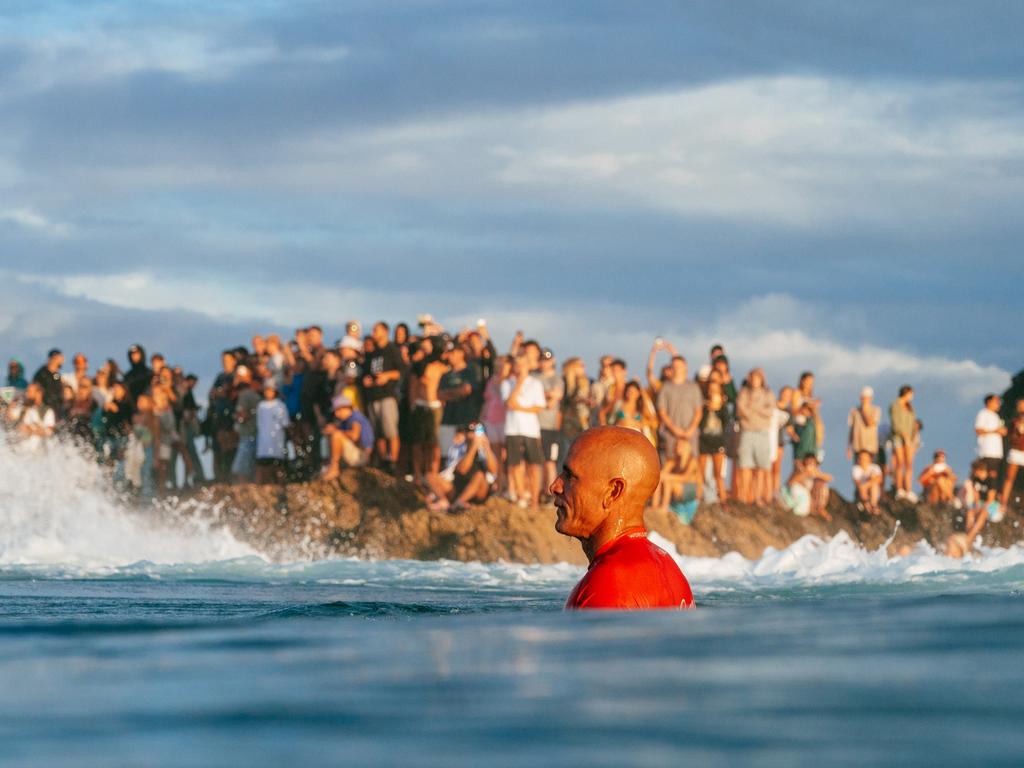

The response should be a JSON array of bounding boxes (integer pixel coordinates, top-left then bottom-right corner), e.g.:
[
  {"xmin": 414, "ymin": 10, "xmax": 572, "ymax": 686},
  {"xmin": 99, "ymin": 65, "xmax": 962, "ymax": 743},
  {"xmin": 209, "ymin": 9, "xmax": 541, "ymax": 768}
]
[
  {"xmin": 5, "ymin": 383, "xmax": 55, "ymax": 452},
  {"xmin": 851, "ymin": 450, "xmax": 883, "ymax": 514},
  {"xmin": 918, "ymin": 449, "xmax": 957, "ymax": 504},
  {"xmin": 975, "ymin": 394, "xmax": 1007, "ymax": 475},
  {"xmin": 501, "ymin": 353, "xmax": 546, "ymax": 508},
  {"xmin": 255, "ymin": 381, "xmax": 290, "ymax": 484}
]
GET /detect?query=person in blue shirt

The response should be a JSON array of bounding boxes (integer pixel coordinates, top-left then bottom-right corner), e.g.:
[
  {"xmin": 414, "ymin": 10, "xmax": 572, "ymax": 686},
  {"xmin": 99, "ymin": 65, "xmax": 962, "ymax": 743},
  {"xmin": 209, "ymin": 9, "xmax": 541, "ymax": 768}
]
[{"xmin": 322, "ymin": 395, "xmax": 374, "ymax": 479}]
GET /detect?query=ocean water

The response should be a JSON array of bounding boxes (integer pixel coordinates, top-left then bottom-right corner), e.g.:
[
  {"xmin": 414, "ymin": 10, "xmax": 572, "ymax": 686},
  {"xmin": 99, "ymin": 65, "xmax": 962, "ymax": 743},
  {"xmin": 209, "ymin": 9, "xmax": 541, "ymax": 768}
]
[{"xmin": 2, "ymin": 441, "xmax": 1024, "ymax": 767}]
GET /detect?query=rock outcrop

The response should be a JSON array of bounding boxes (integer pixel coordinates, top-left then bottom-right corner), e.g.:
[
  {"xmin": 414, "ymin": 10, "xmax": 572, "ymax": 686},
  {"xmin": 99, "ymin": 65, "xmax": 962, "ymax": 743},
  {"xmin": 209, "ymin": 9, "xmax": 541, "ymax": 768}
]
[{"xmin": 170, "ymin": 469, "xmax": 1024, "ymax": 564}]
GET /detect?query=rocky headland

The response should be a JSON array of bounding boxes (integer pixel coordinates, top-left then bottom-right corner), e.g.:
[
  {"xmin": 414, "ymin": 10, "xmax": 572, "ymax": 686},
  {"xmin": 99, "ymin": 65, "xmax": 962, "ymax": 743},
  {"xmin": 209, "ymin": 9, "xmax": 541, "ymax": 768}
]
[{"xmin": 171, "ymin": 469, "xmax": 1024, "ymax": 564}]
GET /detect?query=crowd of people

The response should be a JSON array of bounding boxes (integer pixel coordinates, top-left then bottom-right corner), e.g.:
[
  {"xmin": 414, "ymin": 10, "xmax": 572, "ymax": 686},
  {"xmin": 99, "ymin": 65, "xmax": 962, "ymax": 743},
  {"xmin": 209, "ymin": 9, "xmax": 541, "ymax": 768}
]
[{"xmin": 3, "ymin": 319, "xmax": 1022, "ymax": 547}]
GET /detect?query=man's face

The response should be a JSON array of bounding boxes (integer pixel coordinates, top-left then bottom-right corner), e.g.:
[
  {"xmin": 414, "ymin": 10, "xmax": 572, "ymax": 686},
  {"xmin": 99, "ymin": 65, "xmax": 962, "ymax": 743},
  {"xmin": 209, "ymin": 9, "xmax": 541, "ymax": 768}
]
[
  {"xmin": 524, "ymin": 343, "xmax": 540, "ymax": 368},
  {"xmin": 334, "ymin": 406, "xmax": 352, "ymax": 420},
  {"xmin": 672, "ymin": 359, "xmax": 688, "ymax": 382},
  {"xmin": 51, "ymin": 353, "xmax": 64, "ymax": 370},
  {"xmin": 74, "ymin": 355, "xmax": 87, "ymax": 371},
  {"xmin": 514, "ymin": 354, "xmax": 530, "ymax": 376},
  {"xmin": 307, "ymin": 328, "xmax": 323, "ymax": 347},
  {"xmin": 611, "ymin": 363, "xmax": 626, "ymax": 383},
  {"xmin": 551, "ymin": 439, "xmax": 608, "ymax": 540},
  {"xmin": 372, "ymin": 324, "xmax": 388, "ymax": 346},
  {"xmin": 130, "ymin": 350, "xmax": 142, "ymax": 365},
  {"xmin": 987, "ymin": 397, "xmax": 1001, "ymax": 412},
  {"xmin": 26, "ymin": 384, "xmax": 42, "ymax": 404},
  {"xmin": 222, "ymin": 354, "xmax": 236, "ymax": 373},
  {"xmin": 857, "ymin": 452, "xmax": 870, "ymax": 468}
]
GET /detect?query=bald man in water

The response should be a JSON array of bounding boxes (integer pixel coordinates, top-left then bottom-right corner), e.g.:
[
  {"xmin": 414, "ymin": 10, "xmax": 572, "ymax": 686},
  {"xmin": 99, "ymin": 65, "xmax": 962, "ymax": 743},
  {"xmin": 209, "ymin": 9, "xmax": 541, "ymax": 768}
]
[{"xmin": 551, "ymin": 426, "xmax": 694, "ymax": 610}]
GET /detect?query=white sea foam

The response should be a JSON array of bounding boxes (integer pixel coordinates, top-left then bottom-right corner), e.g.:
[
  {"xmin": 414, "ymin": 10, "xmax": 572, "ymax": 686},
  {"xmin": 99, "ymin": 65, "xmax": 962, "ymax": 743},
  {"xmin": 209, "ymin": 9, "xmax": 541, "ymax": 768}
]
[{"xmin": 0, "ymin": 436, "xmax": 254, "ymax": 569}]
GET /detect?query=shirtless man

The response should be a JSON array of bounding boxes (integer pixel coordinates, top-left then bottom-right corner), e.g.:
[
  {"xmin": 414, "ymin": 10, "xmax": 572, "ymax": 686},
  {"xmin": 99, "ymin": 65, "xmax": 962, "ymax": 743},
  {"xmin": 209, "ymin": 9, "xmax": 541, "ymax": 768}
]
[
  {"xmin": 409, "ymin": 338, "xmax": 450, "ymax": 483},
  {"xmin": 551, "ymin": 426, "xmax": 694, "ymax": 610}
]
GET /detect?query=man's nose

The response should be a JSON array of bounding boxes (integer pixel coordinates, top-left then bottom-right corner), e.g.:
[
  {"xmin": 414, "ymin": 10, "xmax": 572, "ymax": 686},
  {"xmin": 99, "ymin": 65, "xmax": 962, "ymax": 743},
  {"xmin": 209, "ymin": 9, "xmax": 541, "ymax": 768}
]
[{"xmin": 549, "ymin": 476, "xmax": 562, "ymax": 495}]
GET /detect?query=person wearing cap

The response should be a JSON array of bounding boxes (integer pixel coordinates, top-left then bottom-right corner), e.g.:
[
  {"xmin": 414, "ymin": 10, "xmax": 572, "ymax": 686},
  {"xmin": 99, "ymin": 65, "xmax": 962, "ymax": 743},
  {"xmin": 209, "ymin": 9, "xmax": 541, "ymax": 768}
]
[
  {"xmin": 439, "ymin": 343, "xmax": 482, "ymax": 457},
  {"xmin": 179, "ymin": 373, "xmax": 206, "ymax": 485},
  {"xmin": 362, "ymin": 321, "xmax": 404, "ymax": 471},
  {"xmin": 847, "ymin": 386, "xmax": 881, "ymax": 464},
  {"xmin": 537, "ymin": 348, "xmax": 565, "ymax": 494},
  {"xmin": 230, "ymin": 366, "xmax": 260, "ymax": 482},
  {"xmin": 323, "ymin": 395, "xmax": 374, "ymax": 477},
  {"xmin": 32, "ymin": 348, "xmax": 65, "ymax": 415},
  {"xmin": 254, "ymin": 379, "xmax": 290, "ymax": 484},
  {"xmin": 425, "ymin": 422, "xmax": 499, "ymax": 513}
]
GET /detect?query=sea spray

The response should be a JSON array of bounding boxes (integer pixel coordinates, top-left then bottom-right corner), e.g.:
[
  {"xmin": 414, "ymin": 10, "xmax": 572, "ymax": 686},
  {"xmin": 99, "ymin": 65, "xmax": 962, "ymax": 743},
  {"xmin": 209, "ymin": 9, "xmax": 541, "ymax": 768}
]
[{"xmin": 0, "ymin": 436, "xmax": 254, "ymax": 569}]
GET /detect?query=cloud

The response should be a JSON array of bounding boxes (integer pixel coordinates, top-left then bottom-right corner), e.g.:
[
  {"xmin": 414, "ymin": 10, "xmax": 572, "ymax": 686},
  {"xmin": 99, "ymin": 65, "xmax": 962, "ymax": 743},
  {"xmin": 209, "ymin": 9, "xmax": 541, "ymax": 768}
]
[{"xmin": 0, "ymin": 207, "xmax": 70, "ymax": 237}]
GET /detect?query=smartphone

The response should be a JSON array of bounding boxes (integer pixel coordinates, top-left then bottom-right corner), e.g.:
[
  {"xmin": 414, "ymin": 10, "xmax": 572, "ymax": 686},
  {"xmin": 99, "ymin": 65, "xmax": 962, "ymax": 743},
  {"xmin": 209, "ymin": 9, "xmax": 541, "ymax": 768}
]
[{"xmin": 474, "ymin": 424, "xmax": 486, "ymax": 436}]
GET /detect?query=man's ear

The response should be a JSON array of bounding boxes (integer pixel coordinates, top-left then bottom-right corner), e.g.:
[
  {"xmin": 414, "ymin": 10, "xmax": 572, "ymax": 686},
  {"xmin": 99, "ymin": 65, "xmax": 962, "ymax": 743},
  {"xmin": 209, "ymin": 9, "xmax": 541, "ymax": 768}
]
[{"xmin": 604, "ymin": 477, "xmax": 626, "ymax": 508}]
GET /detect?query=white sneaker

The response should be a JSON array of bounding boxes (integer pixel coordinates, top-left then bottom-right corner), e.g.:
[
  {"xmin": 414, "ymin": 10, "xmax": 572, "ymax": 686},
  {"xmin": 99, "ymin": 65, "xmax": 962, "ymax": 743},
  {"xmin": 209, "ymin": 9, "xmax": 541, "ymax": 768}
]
[
  {"xmin": 895, "ymin": 489, "xmax": 907, "ymax": 500},
  {"xmin": 905, "ymin": 491, "xmax": 919, "ymax": 503}
]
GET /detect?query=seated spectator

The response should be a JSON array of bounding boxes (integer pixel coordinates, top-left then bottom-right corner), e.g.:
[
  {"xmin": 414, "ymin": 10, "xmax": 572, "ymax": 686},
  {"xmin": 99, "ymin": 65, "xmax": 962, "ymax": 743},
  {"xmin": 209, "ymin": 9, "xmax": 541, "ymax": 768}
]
[
  {"xmin": 425, "ymin": 422, "xmax": 499, "ymax": 513},
  {"xmin": 5, "ymin": 383, "xmax": 55, "ymax": 451},
  {"xmin": 655, "ymin": 438, "xmax": 702, "ymax": 523},
  {"xmin": 255, "ymin": 381, "xmax": 290, "ymax": 484},
  {"xmin": 851, "ymin": 449, "xmax": 883, "ymax": 514},
  {"xmin": 918, "ymin": 450, "xmax": 956, "ymax": 503},
  {"xmin": 951, "ymin": 461, "xmax": 1000, "ymax": 555},
  {"xmin": 783, "ymin": 455, "xmax": 833, "ymax": 521},
  {"xmin": 322, "ymin": 396, "xmax": 374, "ymax": 478}
]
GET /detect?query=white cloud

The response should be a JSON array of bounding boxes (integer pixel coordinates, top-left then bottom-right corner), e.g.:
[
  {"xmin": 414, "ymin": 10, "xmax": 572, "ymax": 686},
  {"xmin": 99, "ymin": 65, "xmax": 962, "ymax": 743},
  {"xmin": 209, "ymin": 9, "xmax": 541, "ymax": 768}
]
[{"xmin": 0, "ymin": 207, "xmax": 71, "ymax": 237}]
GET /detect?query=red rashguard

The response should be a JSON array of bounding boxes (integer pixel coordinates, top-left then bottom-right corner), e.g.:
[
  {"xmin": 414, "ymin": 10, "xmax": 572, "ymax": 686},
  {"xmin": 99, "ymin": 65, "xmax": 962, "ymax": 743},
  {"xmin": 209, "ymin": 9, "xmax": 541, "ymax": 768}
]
[{"xmin": 565, "ymin": 527, "xmax": 694, "ymax": 610}]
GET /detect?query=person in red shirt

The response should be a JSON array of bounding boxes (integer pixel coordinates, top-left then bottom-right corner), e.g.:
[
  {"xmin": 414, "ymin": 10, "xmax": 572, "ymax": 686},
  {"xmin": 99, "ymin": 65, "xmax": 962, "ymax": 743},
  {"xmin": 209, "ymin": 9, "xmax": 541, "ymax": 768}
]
[{"xmin": 551, "ymin": 426, "xmax": 694, "ymax": 610}]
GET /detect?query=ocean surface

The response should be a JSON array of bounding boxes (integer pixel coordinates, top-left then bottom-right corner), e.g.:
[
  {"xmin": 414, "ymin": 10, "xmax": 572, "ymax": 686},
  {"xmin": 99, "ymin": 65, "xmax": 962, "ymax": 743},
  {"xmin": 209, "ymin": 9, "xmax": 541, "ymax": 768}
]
[{"xmin": 2, "ymin": 440, "xmax": 1024, "ymax": 767}]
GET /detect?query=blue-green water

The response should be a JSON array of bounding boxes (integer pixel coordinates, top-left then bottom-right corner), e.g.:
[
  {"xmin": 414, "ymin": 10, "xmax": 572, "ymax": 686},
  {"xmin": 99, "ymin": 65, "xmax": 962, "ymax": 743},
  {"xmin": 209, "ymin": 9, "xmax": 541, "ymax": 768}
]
[{"xmin": 3, "ymin": 442, "xmax": 1024, "ymax": 766}]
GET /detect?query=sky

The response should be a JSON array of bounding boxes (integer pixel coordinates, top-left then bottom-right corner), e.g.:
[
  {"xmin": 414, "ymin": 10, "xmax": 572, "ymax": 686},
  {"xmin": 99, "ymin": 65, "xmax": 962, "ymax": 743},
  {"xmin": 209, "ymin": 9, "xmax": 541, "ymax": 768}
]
[{"xmin": 1, "ymin": 1, "xmax": 1022, "ymax": 480}]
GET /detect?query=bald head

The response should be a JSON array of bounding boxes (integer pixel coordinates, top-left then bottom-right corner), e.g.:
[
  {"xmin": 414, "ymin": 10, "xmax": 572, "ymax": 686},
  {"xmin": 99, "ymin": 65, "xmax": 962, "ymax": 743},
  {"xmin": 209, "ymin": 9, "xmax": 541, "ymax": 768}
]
[{"xmin": 550, "ymin": 426, "xmax": 662, "ymax": 560}]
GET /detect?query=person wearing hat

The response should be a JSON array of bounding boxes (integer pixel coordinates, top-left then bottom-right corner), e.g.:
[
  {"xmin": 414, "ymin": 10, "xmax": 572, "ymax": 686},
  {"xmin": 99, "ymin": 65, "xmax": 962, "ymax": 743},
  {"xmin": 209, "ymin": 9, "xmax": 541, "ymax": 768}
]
[
  {"xmin": 847, "ymin": 386, "xmax": 881, "ymax": 465},
  {"xmin": 322, "ymin": 395, "xmax": 375, "ymax": 478},
  {"xmin": 31, "ymin": 348, "xmax": 65, "ymax": 415},
  {"xmin": 537, "ymin": 347, "xmax": 564, "ymax": 496},
  {"xmin": 255, "ymin": 379, "xmax": 290, "ymax": 484}
]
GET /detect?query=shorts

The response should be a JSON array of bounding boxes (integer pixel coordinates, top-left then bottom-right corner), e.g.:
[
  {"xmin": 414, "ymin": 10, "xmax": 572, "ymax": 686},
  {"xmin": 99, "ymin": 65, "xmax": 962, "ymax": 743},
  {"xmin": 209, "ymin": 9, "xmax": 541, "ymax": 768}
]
[
  {"xmin": 411, "ymin": 405, "xmax": 441, "ymax": 447},
  {"xmin": 339, "ymin": 438, "xmax": 369, "ymax": 467},
  {"xmin": 699, "ymin": 433, "xmax": 726, "ymax": 456},
  {"xmin": 1008, "ymin": 449, "xmax": 1024, "ymax": 467},
  {"xmin": 541, "ymin": 429, "xmax": 562, "ymax": 464},
  {"xmin": 979, "ymin": 456, "xmax": 1003, "ymax": 475},
  {"xmin": 506, "ymin": 435, "xmax": 543, "ymax": 466},
  {"xmin": 738, "ymin": 429, "xmax": 771, "ymax": 470},
  {"xmin": 368, "ymin": 397, "xmax": 399, "ymax": 440},
  {"xmin": 484, "ymin": 421, "xmax": 504, "ymax": 444}
]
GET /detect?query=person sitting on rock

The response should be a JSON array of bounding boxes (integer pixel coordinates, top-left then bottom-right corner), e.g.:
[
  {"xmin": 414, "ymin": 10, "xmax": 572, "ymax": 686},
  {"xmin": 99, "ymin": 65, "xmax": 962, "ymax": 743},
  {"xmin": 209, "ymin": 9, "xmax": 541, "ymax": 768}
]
[
  {"xmin": 918, "ymin": 450, "xmax": 956, "ymax": 504},
  {"xmin": 551, "ymin": 426, "xmax": 694, "ymax": 610},
  {"xmin": 783, "ymin": 455, "xmax": 833, "ymax": 521},
  {"xmin": 851, "ymin": 449, "xmax": 883, "ymax": 515},
  {"xmin": 322, "ymin": 396, "xmax": 374, "ymax": 479},
  {"xmin": 947, "ymin": 462, "xmax": 992, "ymax": 558},
  {"xmin": 425, "ymin": 422, "xmax": 499, "ymax": 514},
  {"xmin": 654, "ymin": 437, "xmax": 702, "ymax": 523}
]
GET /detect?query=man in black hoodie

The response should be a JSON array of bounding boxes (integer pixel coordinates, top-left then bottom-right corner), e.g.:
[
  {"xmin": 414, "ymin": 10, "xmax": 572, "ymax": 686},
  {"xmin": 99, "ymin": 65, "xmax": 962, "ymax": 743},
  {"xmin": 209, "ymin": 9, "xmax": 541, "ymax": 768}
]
[{"xmin": 123, "ymin": 344, "xmax": 153, "ymax": 403}]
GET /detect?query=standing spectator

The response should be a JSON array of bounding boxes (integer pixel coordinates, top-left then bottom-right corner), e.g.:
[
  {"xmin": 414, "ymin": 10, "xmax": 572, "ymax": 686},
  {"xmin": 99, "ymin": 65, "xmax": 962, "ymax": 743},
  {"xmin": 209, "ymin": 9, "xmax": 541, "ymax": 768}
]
[
  {"xmin": 363, "ymin": 321, "xmax": 404, "ymax": 472},
  {"xmin": 736, "ymin": 368, "xmax": 775, "ymax": 506},
  {"xmin": 598, "ymin": 359, "xmax": 628, "ymax": 425},
  {"xmin": 98, "ymin": 381, "xmax": 132, "ymax": 483},
  {"xmin": 537, "ymin": 348, "xmax": 565, "ymax": 491},
  {"xmin": 231, "ymin": 367, "xmax": 260, "ymax": 483},
  {"xmin": 699, "ymin": 379, "xmax": 731, "ymax": 503},
  {"xmin": 852, "ymin": 449, "xmax": 883, "ymax": 514},
  {"xmin": 66, "ymin": 353, "xmax": 89, "ymax": 395},
  {"xmin": 408, "ymin": 337, "xmax": 449, "ymax": 483},
  {"xmin": 770, "ymin": 386, "xmax": 793, "ymax": 499},
  {"xmin": 590, "ymin": 355, "xmax": 614, "ymax": 426},
  {"xmin": 152, "ymin": 387, "xmax": 182, "ymax": 491},
  {"xmin": 67, "ymin": 377, "xmax": 96, "ymax": 445},
  {"xmin": 208, "ymin": 351, "xmax": 239, "ymax": 482},
  {"xmin": 132, "ymin": 394, "xmax": 157, "ymax": 498},
  {"xmin": 656, "ymin": 356, "xmax": 703, "ymax": 460},
  {"xmin": 322, "ymin": 396, "xmax": 374, "ymax": 477},
  {"xmin": 5, "ymin": 383, "xmax": 55, "ymax": 450},
  {"xmin": 481, "ymin": 356, "xmax": 511, "ymax": 487},
  {"xmin": 609, "ymin": 380, "xmax": 658, "ymax": 445},
  {"xmin": 790, "ymin": 371, "xmax": 823, "ymax": 463},
  {"xmin": 179, "ymin": 374, "xmax": 205, "ymax": 486},
  {"xmin": 918, "ymin": 449, "xmax": 956, "ymax": 503},
  {"xmin": 123, "ymin": 344, "xmax": 153, "ymax": 403},
  {"xmin": 560, "ymin": 357, "xmax": 591, "ymax": 448},
  {"xmin": 32, "ymin": 348, "xmax": 65, "ymax": 415},
  {"xmin": 502, "ymin": 353, "xmax": 545, "ymax": 508},
  {"xmin": 1001, "ymin": 399, "xmax": 1024, "ymax": 508},
  {"xmin": 711, "ymin": 354, "xmax": 738, "ymax": 405},
  {"xmin": 890, "ymin": 385, "xmax": 918, "ymax": 501},
  {"xmin": 255, "ymin": 381, "xmax": 290, "ymax": 484},
  {"xmin": 7, "ymin": 359, "xmax": 28, "ymax": 392},
  {"xmin": 847, "ymin": 386, "xmax": 881, "ymax": 463},
  {"xmin": 975, "ymin": 394, "xmax": 1007, "ymax": 475},
  {"xmin": 439, "ymin": 344, "xmax": 482, "ymax": 455}
]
